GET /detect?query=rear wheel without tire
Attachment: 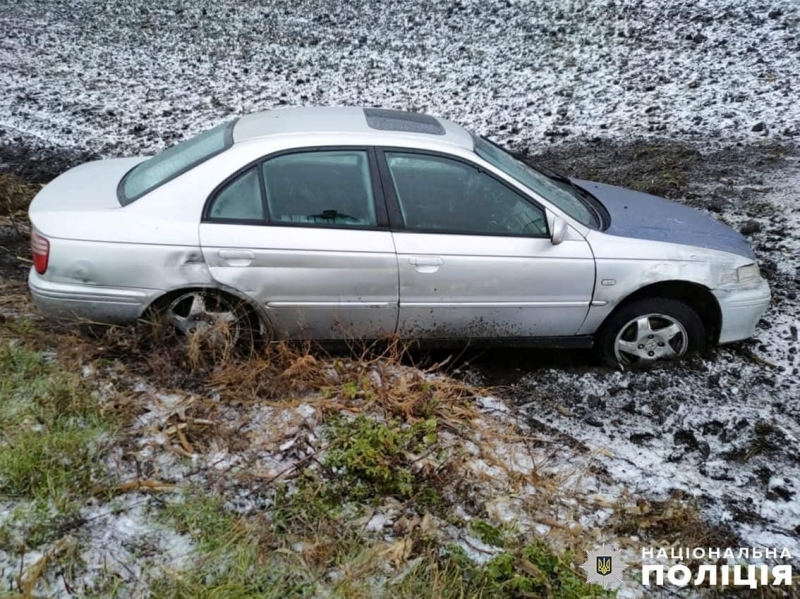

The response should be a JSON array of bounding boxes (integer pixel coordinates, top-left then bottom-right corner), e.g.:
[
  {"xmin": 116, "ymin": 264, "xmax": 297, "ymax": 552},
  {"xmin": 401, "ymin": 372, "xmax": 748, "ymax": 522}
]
[
  {"xmin": 595, "ymin": 298, "xmax": 705, "ymax": 368},
  {"xmin": 160, "ymin": 290, "xmax": 261, "ymax": 349}
]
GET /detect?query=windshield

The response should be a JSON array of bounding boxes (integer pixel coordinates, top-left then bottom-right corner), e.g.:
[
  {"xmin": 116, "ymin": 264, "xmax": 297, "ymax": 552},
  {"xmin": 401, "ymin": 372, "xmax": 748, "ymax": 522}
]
[
  {"xmin": 119, "ymin": 120, "xmax": 235, "ymax": 205},
  {"xmin": 473, "ymin": 136, "xmax": 601, "ymax": 229}
]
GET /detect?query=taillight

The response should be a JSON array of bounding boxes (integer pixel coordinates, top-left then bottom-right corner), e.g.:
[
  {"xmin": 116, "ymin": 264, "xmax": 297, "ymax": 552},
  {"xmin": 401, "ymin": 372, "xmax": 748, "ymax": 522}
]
[{"xmin": 31, "ymin": 229, "xmax": 50, "ymax": 274}]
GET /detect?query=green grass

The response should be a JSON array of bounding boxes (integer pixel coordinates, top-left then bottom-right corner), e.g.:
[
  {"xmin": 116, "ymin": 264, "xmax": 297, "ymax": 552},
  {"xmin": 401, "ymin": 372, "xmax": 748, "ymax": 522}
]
[
  {"xmin": 0, "ymin": 335, "xmax": 617, "ymax": 599},
  {"xmin": 0, "ymin": 340, "xmax": 114, "ymax": 550},
  {"xmin": 153, "ymin": 487, "xmax": 616, "ymax": 599},
  {"xmin": 162, "ymin": 492, "xmax": 245, "ymax": 553},
  {"xmin": 469, "ymin": 518, "xmax": 507, "ymax": 547},
  {"xmin": 153, "ymin": 420, "xmax": 614, "ymax": 599},
  {"xmin": 153, "ymin": 491, "xmax": 317, "ymax": 598}
]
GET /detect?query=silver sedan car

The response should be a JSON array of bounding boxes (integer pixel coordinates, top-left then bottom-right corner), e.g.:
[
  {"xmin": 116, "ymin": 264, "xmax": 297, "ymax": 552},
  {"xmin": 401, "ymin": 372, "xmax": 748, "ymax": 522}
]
[{"xmin": 28, "ymin": 107, "xmax": 770, "ymax": 366}]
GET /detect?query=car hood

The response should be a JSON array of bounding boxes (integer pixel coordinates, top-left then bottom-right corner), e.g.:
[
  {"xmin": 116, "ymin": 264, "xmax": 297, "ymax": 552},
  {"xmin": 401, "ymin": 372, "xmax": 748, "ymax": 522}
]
[{"xmin": 574, "ymin": 179, "xmax": 755, "ymax": 260}]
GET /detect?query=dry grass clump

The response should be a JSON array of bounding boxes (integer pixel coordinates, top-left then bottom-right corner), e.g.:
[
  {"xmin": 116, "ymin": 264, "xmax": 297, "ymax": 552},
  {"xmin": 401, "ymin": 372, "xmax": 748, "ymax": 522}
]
[
  {"xmin": 84, "ymin": 325, "xmax": 585, "ymax": 537},
  {"xmin": 611, "ymin": 491, "xmax": 739, "ymax": 549},
  {"xmin": 0, "ymin": 172, "xmax": 38, "ymax": 216},
  {"xmin": 0, "ymin": 173, "xmax": 36, "ymax": 249},
  {"xmin": 91, "ymin": 323, "xmax": 486, "ymax": 431},
  {"xmin": 112, "ymin": 327, "xmax": 580, "ymax": 499},
  {"xmin": 212, "ymin": 339, "xmax": 480, "ymax": 424},
  {"xmin": 0, "ymin": 173, "xmax": 36, "ymax": 283},
  {"xmin": 0, "ymin": 279, "xmax": 32, "ymax": 314}
]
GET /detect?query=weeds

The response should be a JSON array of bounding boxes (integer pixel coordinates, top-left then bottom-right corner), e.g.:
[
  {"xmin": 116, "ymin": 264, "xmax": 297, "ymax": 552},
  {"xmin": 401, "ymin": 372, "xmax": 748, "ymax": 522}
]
[
  {"xmin": 481, "ymin": 540, "xmax": 614, "ymax": 599},
  {"xmin": 154, "ymin": 483, "xmax": 617, "ymax": 599},
  {"xmin": 383, "ymin": 542, "xmax": 614, "ymax": 599},
  {"xmin": 323, "ymin": 415, "xmax": 438, "ymax": 501},
  {"xmin": 162, "ymin": 492, "xmax": 247, "ymax": 554},
  {"xmin": 469, "ymin": 518, "xmax": 506, "ymax": 547}
]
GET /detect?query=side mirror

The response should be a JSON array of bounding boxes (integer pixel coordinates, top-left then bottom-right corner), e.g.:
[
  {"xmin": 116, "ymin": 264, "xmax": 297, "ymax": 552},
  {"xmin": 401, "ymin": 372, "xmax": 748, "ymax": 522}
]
[{"xmin": 551, "ymin": 215, "xmax": 568, "ymax": 245}]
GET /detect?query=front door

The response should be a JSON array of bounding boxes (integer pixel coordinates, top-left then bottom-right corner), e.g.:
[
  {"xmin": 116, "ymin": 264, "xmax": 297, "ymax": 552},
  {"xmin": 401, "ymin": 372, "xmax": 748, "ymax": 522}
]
[
  {"xmin": 378, "ymin": 150, "xmax": 595, "ymax": 338},
  {"xmin": 199, "ymin": 148, "xmax": 399, "ymax": 339}
]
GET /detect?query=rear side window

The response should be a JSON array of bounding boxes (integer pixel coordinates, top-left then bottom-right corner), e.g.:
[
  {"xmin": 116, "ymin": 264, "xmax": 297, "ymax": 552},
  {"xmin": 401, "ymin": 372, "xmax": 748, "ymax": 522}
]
[
  {"xmin": 207, "ymin": 168, "xmax": 264, "ymax": 221},
  {"xmin": 119, "ymin": 120, "xmax": 234, "ymax": 205},
  {"xmin": 262, "ymin": 150, "xmax": 377, "ymax": 227}
]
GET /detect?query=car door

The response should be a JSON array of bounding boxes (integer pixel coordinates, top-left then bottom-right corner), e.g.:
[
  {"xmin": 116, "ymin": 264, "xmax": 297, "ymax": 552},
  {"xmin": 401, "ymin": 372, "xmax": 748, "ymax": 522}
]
[
  {"xmin": 198, "ymin": 148, "xmax": 399, "ymax": 340},
  {"xmin": 377, "ymin": 149, "xmax": 595, "ymax": 339}
]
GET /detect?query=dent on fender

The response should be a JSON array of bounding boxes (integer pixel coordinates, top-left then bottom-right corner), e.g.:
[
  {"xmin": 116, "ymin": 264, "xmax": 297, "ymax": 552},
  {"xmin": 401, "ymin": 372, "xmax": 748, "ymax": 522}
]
[
  {"xmin": 576, "ymin": 260, "xmax": 727, "ymax": 336},
  {"xmin": 161, "ymin": 250, "xmax": 216, "ymax": 287},
  {"xmin": 56, "ymin": 246, "xmax": 214, "ymax": 290},
  {"xmin": 597, "ymin": 260, "xmax": 723, "ymax": 299}
]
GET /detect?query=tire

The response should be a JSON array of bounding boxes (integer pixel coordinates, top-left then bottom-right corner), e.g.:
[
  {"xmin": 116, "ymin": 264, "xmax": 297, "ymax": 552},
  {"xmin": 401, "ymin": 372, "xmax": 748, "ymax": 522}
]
[{"xmin": 595, "ymin": 298, "xmax": 706, "ymax": 368}]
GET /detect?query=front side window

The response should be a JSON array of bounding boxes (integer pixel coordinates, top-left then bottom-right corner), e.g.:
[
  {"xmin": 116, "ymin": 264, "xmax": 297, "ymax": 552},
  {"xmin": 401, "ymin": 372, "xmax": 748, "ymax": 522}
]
[
  {"xmin": 385, "ymin": 152, "xmax": 548, "ymax": 237},
  {"xmin": 120, "ymin": 121, "xmax": 234, "ymax": 205},
  {"xmin": 207, "ymin": 167, "xmax": 264, "ymax": 221},
  {"xmin": 262, "ymin": 150, "xmax": 377, "ymax": 227},
  {"xmin": 473, "ymin": 136, "xmax": 601, "ymax": 229}
]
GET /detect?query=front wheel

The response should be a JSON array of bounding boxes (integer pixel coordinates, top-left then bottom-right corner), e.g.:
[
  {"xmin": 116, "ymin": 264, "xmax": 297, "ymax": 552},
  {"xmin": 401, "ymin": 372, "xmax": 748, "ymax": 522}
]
[{"xmin": 595, "ymin": 298, "xmax": 706, "ymax": 368}]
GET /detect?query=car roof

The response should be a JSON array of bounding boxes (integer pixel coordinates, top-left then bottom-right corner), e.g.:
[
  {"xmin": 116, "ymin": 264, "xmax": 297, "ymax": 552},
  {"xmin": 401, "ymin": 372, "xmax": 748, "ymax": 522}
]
[{"xmin": 232, "ymin": 106, "xmax": 475, "ymax": 151}]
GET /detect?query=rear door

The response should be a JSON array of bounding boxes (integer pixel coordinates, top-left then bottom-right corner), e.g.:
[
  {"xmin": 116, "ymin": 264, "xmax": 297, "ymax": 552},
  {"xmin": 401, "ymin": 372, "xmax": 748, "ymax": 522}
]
[
  {"xmin": 198, "ymin": 148, "xmax": 399, "ymax": 340},
  {"xmin": 377, "ymin": 149, "xmax": 595, "ymax": 339}
]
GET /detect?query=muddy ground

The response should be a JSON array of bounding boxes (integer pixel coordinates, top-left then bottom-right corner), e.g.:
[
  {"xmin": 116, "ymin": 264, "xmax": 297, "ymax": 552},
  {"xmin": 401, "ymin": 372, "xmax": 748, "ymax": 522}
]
[{"xmin": 1, "ymin": 133, "xmax": 799, "ymax": 560}]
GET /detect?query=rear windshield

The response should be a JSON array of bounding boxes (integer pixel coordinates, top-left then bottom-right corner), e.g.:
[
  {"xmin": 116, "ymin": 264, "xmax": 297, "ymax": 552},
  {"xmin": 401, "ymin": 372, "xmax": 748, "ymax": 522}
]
[{"xmin": 119, "ymin": 120, "xmax": 235, "ymax": 205}]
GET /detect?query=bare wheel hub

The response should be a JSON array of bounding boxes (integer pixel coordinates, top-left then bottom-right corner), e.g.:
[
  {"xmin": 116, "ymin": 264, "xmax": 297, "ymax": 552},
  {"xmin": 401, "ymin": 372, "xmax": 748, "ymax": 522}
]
[{"xmin": 165, "ymin": 291, "xmax": 241, "ymax": 345}]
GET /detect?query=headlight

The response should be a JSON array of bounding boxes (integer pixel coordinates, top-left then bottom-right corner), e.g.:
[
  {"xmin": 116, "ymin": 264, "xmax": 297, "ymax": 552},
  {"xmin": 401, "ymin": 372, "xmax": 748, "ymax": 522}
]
[
  {"xmin": 737, "ymin": 263, "xmax": 761, "ymax": 283},
  {"xmin": 719, "ymin": 263, "xmax": 761, "ymax": 286}
]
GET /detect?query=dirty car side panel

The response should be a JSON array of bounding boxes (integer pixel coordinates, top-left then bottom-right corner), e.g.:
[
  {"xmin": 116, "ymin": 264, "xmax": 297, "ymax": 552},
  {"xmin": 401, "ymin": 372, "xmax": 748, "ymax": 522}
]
[
  {"xmin": 393, "ymin": 231, "xmax": 595, "ymax": 338},
  {"xmin": 27, "ymin": 234, "xmax": 215, "ymax": 324},
  {"xmin": 198, "ymin": 225, "xmax": 400, "ymax": 339}
]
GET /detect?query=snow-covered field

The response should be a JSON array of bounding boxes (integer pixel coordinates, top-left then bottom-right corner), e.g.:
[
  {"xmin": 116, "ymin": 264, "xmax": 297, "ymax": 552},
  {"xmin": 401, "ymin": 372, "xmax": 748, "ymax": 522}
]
[
  {"xmin": 1, "ymin": 0, "xmax": 799, "ymax": 594},
  {"xmin": 0, "ymin": 0, "xmax": 798, "ymax": 155}
]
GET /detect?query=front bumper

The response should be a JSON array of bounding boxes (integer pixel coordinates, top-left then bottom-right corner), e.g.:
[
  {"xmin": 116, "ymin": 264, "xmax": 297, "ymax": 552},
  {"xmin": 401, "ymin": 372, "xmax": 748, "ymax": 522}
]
[
  {"xmin": 28, "ymin": 268, "xmax": 156, "ymax": 325},
  {"xmin": 713, "ymin": 278, "xmax": 771, "ymax": 344}
]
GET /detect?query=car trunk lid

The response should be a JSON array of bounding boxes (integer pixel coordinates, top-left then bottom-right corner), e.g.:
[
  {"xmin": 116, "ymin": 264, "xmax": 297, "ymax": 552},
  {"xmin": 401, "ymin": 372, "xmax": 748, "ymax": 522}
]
[{"xmin": 29, "ymin": 158, "xmax": 146, "ymax": 220}]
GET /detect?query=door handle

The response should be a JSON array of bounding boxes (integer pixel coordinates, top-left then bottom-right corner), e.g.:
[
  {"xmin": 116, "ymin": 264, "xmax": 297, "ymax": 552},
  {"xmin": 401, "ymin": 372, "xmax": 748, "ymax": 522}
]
[
  {"xmin": 409, "ymin": 257, "xmax": 444, "ymax": 266},
  {"xmin": 218, "ymin": 249, "xmax": 255, "ymax": 266},
  {"xmin": 409, "ymin": 256, "xmax": 443, "ymax": 273}
]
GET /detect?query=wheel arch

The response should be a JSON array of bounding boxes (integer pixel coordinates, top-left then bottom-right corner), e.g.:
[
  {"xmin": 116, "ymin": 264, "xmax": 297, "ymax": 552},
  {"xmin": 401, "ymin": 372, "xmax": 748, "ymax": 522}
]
[
  {"xmin": 599, "ymin": 280, "xmax": 722, "ymax": 344},
  {"xmin": 141, "ymin": 284, "xmax": 270, "ymax": 329}
]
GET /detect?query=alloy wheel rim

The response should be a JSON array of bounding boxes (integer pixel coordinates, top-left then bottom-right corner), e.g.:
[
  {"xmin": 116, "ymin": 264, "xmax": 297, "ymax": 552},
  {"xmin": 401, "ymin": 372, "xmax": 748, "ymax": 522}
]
[
  {"xmin": 613, "ymin": 313, "xmax": 688, "ymax": 365},
  {"xmin": 165, "ymin": 291, "xmax": 241, "ymax": 345}
]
